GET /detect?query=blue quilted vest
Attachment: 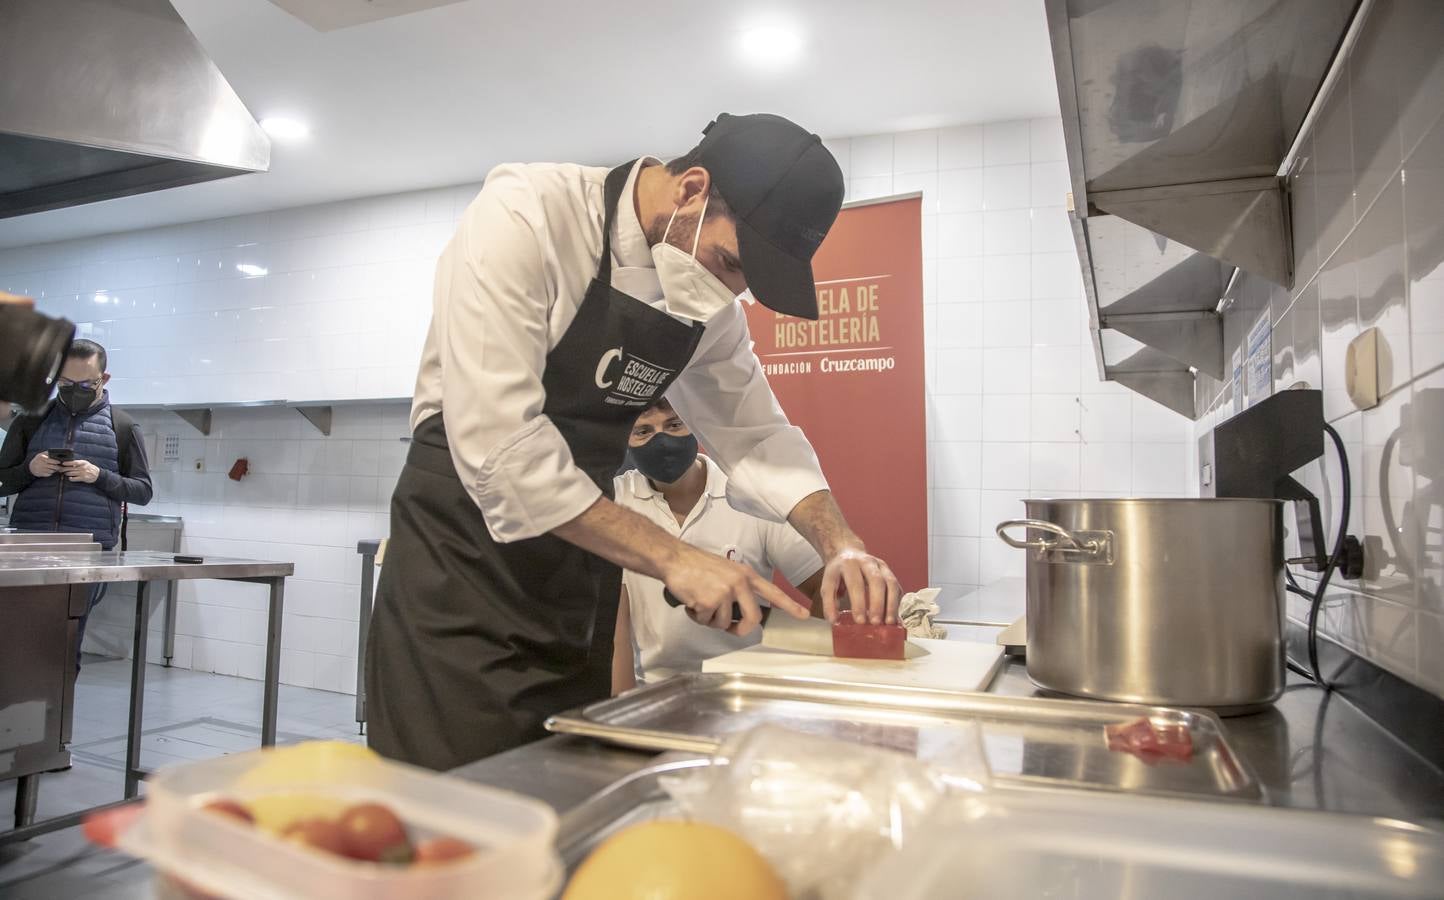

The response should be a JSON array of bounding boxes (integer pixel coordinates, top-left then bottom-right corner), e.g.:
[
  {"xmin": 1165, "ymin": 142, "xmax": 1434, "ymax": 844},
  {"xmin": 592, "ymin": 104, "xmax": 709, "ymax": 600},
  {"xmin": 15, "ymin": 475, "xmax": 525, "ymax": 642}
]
[{"xmin": 10, "ymin": 393, "xmax": 123, "ymax": 548}]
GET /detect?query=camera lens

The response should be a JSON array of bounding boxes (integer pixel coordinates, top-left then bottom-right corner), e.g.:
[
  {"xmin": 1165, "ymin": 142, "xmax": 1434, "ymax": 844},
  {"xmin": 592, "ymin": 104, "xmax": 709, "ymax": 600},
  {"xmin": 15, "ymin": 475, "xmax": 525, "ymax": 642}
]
[{"xmin": 0, "ymin": 304, "xmax": 75, "ymax": 411}]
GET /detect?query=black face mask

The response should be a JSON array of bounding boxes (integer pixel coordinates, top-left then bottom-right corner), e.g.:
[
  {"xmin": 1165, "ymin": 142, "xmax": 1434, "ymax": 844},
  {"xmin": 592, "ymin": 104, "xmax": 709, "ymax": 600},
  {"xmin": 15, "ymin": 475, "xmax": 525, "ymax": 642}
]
[
  {"xmin": 57, "ymin": 383, "xmax": 98, "ymax": 414},
  {"xmin": 628, "ymin": 432, "xmax": 699, "ymax": 484}
]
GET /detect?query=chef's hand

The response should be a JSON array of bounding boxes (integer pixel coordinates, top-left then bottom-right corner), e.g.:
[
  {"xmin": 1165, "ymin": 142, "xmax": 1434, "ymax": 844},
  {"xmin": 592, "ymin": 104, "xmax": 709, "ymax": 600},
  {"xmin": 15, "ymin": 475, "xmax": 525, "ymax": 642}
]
[
  {"xmin": 28, "ymin": 452, "xmax": 62, "ymax": 478},
  {"xmin": 662, "ymin": 544, "xmax": 809, "ymax": 637},
  {"xmin": 786, "ymin": 490, "xmax": 902, "ymax": 625},
  {"xmin": 63, "ymin": 459, "xmax": 101, "ymax": 483},
  {"xmin": 820, "ymin": 545, "xmax": 902, "ymax": 626}
]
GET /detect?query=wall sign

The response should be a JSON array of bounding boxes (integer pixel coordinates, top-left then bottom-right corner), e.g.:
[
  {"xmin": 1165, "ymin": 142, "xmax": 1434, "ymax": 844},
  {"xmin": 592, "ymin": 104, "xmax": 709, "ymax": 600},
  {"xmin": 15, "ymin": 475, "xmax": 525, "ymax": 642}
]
[{"xmin": 741, "ymin": 195, "xmax": 928, "ymax": 594}]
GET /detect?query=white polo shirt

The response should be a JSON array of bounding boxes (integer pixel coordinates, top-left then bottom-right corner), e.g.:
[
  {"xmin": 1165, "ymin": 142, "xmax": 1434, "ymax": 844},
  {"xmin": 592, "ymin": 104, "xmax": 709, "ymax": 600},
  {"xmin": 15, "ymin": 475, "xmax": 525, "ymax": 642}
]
[{"xmin": 616, "ymin": 455, "xmax": 823, "ymax": 683}]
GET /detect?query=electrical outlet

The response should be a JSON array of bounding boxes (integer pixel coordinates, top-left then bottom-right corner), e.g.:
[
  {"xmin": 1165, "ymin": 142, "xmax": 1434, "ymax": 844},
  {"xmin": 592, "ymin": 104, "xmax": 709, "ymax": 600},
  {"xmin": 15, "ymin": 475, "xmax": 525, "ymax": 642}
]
[{"xmin": 193, "ymin": 459, "xmax": 205, "ymax": 472}]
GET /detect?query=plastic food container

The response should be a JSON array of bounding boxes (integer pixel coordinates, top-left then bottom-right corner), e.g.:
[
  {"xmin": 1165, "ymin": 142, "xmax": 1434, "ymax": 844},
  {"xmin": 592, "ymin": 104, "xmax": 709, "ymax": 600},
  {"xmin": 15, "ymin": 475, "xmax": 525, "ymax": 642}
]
[
  {"xmin": 118, "ymin": 743, "xmax": 561, "ymax": 900},
  {"xmin": 855, "ymin": 788, "xmax": 1444, "ymax": 899}
]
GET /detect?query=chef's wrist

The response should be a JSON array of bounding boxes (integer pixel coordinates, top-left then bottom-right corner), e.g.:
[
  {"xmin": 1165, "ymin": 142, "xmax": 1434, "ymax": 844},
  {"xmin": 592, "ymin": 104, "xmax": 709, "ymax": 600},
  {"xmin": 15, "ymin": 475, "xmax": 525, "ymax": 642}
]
[
  {"xmin": 822, "ymin": 535, "xmax": 867, "ymax": 562},
  {"xmin": 655, "ymin": 538, "xmax": 698, "ymax": 583}
]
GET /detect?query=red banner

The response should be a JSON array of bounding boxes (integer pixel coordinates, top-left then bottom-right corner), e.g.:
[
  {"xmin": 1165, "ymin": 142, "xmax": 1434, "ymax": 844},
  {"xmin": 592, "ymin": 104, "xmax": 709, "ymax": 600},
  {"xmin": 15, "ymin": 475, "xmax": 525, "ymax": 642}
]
[{"xmin": 743, "ymin": 195, "xmax": 928, "ymax": 594}]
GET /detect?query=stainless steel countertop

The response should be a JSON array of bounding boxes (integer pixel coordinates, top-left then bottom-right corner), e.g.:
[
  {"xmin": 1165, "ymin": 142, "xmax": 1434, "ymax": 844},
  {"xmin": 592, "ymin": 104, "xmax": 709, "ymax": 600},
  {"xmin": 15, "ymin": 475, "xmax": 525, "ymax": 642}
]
[
  {"xmin": 9, "ymin": 662, "xmax": 1441, "ymax": 898},
  {"xmin": 0, "ymin": 531, "xmax": 94, "ymax": 545},
  {"xmin": 450, "ymin": 659, "xmax": 1444, "ymax": 826},
  {"xmin": 0, "ymin": 551, "xmax": 292, "ymax": 587},
  {"xmin": 126, "ymin": 514, "xmax": 183, "ymax": 527}
]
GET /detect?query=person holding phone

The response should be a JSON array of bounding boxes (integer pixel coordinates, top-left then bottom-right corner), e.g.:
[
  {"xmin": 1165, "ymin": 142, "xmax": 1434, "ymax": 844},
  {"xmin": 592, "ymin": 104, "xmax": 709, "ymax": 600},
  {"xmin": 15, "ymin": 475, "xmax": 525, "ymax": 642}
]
[{"xmin": 0, "ymin": 338, "xmax": 153, "ymax": 670}]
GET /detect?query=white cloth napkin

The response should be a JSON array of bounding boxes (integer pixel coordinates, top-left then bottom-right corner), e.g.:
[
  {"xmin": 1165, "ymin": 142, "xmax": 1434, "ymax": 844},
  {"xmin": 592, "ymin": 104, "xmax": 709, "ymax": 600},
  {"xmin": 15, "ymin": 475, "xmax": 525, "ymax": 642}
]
[{"xmin": 898, "ymin": 587, "xmax": 947, "ymax": 639}]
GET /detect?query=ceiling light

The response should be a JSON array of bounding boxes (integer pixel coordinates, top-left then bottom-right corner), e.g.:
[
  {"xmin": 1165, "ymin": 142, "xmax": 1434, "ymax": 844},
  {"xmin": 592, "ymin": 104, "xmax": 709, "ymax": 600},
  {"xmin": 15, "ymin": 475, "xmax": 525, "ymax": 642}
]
[
  {"xmin": 260, "ymin": 116, "xmax": 310, "ymax": 141},
  {"xmin": 738, "ymin": 23, "xmax": 804, "ymax": 67},
  {"xmin": 236, "ymin": 263, "xmax": 269, "ymax": 278}
]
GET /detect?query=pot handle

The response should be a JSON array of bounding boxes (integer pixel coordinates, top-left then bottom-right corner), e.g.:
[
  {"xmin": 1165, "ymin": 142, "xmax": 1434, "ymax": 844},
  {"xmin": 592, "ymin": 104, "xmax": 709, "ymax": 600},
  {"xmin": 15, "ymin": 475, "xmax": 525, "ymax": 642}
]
[{"xmin": 996, "ymin": 519, "xmax": 1102, "ymax": 556}]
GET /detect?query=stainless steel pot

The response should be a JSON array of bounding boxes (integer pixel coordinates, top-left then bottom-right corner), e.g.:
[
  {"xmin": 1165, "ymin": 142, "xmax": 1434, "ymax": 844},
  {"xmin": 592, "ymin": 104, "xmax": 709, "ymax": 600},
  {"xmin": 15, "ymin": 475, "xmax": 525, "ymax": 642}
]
[{"xmin": 996, "ymin": 498, "xmax": 1285, "ymax": 714}]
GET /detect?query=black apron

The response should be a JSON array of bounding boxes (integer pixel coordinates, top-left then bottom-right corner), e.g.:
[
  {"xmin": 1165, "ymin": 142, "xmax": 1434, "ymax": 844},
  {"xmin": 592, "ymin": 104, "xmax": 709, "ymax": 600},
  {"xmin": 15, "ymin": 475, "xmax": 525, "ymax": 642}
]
[{"xmin": 366, "ymin": 162, "xmax": 704, "ymax": 771}]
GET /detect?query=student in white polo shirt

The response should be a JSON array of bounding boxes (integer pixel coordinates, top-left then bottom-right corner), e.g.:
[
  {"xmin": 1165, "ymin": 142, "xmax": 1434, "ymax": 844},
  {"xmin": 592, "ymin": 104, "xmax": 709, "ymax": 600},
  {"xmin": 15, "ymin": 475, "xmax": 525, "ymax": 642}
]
[{"xmin": 612, "ymin": 398, "xmax": 825, "ymax": 691}]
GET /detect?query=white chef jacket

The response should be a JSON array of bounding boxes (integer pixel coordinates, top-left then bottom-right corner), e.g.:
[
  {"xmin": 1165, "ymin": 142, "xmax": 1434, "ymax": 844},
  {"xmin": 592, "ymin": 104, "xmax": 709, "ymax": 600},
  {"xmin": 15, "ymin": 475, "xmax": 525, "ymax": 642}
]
[
  {"xmin": 410, "ymin": 158, "xmax": 829, "ymax": 542},
  {"xmin": 617, "ymin": 455, "xmax": 823, "ymax": 682}
]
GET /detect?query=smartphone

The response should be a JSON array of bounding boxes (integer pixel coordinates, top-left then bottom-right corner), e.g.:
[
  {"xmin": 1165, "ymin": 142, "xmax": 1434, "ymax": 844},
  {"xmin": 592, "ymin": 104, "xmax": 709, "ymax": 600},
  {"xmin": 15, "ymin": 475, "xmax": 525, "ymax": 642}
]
[{"xmin": 47, "ymin": 448, "xmax": 75, "ymax": 462}]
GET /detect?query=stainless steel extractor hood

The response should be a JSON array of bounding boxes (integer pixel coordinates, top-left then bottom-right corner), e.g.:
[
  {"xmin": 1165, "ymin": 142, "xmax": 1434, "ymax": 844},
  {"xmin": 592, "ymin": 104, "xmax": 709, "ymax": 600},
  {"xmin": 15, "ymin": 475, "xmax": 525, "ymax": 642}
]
[
  {"xmin": 0, "ymin": 0, "xmax": 270, "ymax": 219},
  {"xmin": 1047, "ymin": 0, "xmax": 1359, "ymax": 418}
]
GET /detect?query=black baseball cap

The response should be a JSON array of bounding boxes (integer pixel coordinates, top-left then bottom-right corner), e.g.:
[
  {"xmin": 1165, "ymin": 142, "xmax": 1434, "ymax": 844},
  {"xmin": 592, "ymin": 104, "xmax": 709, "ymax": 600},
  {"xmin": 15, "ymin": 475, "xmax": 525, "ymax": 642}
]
[{"xmin": 690, "ymin": 113, "xmax": 844, "ymax": 320}]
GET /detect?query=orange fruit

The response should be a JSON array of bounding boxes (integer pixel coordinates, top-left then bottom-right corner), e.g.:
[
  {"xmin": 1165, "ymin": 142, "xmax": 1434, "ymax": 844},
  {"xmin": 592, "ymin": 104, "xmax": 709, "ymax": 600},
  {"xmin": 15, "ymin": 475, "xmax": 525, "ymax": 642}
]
[{"xmin": 563, "ymin": 820, "xmax": 786, "ymax": 900}]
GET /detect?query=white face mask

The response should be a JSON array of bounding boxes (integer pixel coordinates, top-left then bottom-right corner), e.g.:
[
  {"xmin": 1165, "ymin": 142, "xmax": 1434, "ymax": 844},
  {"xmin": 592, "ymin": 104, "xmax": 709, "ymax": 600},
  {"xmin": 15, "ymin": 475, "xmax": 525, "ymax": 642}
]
[{"xmin": 651, "ymin": 195, "xmax": 738, "ymax": 322}]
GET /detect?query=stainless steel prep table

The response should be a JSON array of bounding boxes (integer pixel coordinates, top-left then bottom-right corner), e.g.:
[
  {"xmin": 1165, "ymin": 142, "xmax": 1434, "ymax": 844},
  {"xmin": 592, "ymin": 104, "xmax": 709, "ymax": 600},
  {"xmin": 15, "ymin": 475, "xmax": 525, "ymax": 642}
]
[
  {"xmin": 452, "ymin": 660, "xmax": 1444, "ymax": 824},
  {"xmin": 0, "ymin": 551, "xmax": 292, "ymax": 844},
  {"xmin": 8, "ymin": 661, "xmax": 1442, "ymax": 897}
]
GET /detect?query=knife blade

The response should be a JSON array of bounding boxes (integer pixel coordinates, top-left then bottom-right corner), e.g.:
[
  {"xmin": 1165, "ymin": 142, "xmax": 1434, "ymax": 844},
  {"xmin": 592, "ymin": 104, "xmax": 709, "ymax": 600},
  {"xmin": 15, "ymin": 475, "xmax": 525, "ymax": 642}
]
[
  {"xmin": 761, "ymin": 613, "xmax": 930, "ymax": 659},
  {"xmin": 760, "ymin": 612, "xmax": 835, "ymax": 655}
]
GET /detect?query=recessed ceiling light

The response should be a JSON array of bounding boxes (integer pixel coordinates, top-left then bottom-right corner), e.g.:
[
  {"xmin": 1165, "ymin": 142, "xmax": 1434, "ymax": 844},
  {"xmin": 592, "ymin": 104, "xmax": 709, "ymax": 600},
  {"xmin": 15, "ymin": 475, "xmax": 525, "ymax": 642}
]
[
  {"xmin": 738, "ymin": 23, "xmax": 804, "ymax": 67},
  {"xmin": 260, "ymin": 116, "xmax": 310, "ymax": 141},
  {"xmin": 236, "ymin": 264, "xmax": 269, "ymax": 278}
]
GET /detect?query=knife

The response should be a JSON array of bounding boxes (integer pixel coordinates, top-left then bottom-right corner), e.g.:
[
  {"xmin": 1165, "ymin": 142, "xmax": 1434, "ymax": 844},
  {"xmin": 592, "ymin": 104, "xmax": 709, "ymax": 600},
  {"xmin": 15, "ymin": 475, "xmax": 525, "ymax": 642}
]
[
  {"xmin": 762, "ymin": 611, "xmax": 929, "ymax": 660},
  {"xmin": 663, "ymin": 589, "xmax": 927, "ymax": 659}
]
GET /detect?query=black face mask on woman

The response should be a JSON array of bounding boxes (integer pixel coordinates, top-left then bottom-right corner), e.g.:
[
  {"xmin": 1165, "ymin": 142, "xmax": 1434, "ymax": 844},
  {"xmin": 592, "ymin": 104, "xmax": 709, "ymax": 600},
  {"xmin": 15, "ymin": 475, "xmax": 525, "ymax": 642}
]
[{"xmin": 627, "ymin": 432, "xmax": 699, "ymax": 484}]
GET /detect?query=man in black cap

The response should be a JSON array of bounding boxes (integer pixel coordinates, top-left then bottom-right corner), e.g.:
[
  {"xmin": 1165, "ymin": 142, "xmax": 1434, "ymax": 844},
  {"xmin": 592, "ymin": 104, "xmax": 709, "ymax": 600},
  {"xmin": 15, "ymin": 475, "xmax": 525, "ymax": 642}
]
[{"xmin": 366, "ymin": 113, "xmax": 903, "ymax": 770}]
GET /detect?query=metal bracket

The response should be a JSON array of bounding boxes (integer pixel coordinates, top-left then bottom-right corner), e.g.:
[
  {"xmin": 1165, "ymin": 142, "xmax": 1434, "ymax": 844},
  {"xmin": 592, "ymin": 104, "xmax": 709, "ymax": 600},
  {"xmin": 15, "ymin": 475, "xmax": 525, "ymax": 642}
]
[
  {"xmin": 1106, "ymin": 346, "xmax": 1200, "ymax": 419},
  {"xmin": 1091, "ymin": 177, "xmax": 1293, "ymax": 289},
  {"xmin": 172, "ymin": 408, "xmax": 212, "ymax": 436},
  {"xmin": 1101, "ymin": 310, "xmax": 1225, "ymax": 380},
  {"xmin": 293, "ymin": 405, "xmax": 332, "ymax": 436}
]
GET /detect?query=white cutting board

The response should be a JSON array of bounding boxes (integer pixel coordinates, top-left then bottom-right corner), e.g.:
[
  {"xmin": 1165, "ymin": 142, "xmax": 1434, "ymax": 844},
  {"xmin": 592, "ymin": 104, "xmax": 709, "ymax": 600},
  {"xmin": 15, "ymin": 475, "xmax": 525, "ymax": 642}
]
[{"xmin": 702, "ymin": 636, "xmax": 1005, "ymax": 693}]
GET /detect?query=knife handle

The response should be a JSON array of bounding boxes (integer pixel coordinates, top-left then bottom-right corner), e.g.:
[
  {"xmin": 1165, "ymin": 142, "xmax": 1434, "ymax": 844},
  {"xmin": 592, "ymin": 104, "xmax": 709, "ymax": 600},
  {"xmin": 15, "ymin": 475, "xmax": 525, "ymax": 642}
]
[{"xmin": 662, "ymin": 588, "xmax": 770, "ymax": 625}]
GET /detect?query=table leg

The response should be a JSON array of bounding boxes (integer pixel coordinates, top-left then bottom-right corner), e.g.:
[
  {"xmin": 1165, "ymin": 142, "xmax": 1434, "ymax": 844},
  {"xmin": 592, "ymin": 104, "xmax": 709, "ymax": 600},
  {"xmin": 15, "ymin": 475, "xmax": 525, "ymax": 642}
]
[
  {"xmin": 356, "ymin": 551, "xmax": 376, "ymax": 733},
  {"xmin": 162, "ymin": 580, "xmax": 177, "ymax": 667},
  {"xmin": 125, "ymin": 580, "xmax": 153, "ymax": 798},
  {"xmin": 261, "ymin": 578, "xmax": 284, "ymax": 747},
  {"xmin": 13, "ymin": 775, "xmax": 38, "ymax": 828}
]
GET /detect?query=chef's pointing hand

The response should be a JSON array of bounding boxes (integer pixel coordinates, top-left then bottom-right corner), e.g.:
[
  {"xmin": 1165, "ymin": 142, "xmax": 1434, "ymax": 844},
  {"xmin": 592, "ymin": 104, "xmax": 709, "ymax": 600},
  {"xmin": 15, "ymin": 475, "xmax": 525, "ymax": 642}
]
[
  {"xmin": 662, "ymin": 544, "xmax": 809, "ymax": 637},
  {"xmin": 820, "ymin": 546, "xmax": 901, "ymax": 626}
]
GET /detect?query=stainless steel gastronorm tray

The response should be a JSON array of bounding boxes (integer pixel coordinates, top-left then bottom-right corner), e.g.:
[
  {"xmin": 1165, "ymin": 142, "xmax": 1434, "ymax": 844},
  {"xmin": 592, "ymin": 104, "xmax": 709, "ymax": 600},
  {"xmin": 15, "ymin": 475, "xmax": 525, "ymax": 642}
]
[{"xmin": 546, "ymin": 673, "xmax": 1261, "ymax": 801}]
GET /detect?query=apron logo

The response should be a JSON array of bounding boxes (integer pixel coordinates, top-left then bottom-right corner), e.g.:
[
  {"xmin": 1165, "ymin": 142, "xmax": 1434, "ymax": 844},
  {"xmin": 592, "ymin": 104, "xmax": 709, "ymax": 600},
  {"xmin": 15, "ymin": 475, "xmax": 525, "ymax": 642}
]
[
  {"xmin": 594, "ymin": 346, "xmax": 676, "ymax": 406},
  {"xmin": 724, "ymin": 545, "xmax": 739, "ymax": 561},
  {"xmin": 595, "ymin": 348, "xmax": 623, "ymax": 389}
]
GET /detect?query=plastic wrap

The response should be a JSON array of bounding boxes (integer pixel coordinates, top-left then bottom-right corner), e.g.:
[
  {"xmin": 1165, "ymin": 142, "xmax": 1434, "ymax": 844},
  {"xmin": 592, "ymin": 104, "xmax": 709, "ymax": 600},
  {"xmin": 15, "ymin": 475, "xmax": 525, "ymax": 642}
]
[
  {"xmin": 661, "ymin": 724, "xmax": 989, "ymax": 900},
  {"xmin": 854, "ymin": 786, "xmax": 1444, "ymax": 900}
]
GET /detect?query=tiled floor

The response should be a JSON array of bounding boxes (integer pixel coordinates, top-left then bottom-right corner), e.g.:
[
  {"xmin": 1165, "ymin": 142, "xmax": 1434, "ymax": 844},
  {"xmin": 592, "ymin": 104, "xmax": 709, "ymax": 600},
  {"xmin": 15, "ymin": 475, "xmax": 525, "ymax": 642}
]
[{"xmin": 0, "ymin": 654, "xmax": 362, "ymax": 898}]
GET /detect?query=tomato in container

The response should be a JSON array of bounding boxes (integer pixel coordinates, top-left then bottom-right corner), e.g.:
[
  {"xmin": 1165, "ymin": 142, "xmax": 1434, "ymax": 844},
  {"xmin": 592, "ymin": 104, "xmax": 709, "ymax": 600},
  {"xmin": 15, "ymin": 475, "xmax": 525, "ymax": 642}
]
[{"xmin": 97, "ymin": 741, "xmax": 560, "ymax": 899}]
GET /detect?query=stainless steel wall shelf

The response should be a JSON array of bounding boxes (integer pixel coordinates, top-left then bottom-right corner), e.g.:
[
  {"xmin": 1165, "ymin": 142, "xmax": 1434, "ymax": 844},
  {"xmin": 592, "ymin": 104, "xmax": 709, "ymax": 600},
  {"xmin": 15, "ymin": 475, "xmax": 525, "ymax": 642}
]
[{"xmin": 1047, "ymin": 0, "xmax": 1359, "ymax": 418}]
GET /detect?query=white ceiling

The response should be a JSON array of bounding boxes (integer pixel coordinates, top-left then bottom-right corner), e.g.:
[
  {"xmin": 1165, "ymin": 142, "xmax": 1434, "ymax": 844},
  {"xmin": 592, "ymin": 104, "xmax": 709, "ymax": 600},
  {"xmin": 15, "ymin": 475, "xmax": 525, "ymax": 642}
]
[{"xmin": 0, "ymin": 0, "xmax": 1059, "ymax": 249}]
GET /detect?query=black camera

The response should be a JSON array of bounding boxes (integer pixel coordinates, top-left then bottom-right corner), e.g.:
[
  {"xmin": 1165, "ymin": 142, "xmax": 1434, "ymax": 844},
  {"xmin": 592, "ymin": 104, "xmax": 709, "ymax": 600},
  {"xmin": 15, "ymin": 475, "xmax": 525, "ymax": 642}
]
[{"xmin": 0, "ymin": 302, "xmax": 75, "ymax": 410}]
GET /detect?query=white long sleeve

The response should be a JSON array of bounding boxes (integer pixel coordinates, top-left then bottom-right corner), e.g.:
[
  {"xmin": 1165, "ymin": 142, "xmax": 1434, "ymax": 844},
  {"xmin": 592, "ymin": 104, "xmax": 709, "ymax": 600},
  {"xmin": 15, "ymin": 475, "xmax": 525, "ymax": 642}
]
[
  {"xmin": 667, "ymin": 303, "xmax": 829, "ymax": 523},
  {"xmin": 412, "ymin": 165, "xmax": 601, "ymax": 541},
  {"xmin": 409, "ymin": 159, "xmax": 829, "ymax": 541}
]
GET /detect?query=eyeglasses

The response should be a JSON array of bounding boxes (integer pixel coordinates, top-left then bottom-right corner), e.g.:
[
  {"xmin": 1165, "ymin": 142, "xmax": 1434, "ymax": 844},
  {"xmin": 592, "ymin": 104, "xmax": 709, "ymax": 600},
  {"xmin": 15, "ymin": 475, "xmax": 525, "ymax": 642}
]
[{"xmin": 57, "ymin": 378, "xmax": 100, "ymax": 390}]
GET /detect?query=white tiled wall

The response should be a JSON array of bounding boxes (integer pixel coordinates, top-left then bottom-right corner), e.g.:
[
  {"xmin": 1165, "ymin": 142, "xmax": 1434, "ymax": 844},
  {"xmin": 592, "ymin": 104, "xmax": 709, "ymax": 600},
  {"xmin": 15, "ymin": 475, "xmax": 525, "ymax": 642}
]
[
  {"xmin": 0, "ymin": 184, "xmax": 483, "ymax": 404},
  {"xmin": 826, "ymin": 119, "xmax": 1195, "ymax": 623},
  {"xmin": 4, "ymin": 116, "xmax": 1193, "ymax": 691},
  {"xmin": 1194, "ymin": 0, "xmax": 1444, "ymax": 698},
  {"xmin": 80, "ymin": 403, "xmax": 406, "ymax": 693}
]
